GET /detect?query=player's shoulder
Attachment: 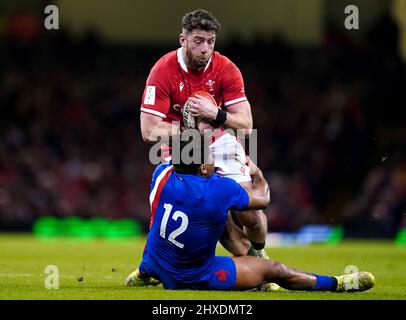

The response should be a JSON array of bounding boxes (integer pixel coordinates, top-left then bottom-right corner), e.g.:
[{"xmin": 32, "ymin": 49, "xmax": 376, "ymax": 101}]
[
  {"xmin": 207, "ymin": 174, "xmax": 248, "ymax": 210},
  {"xmin": 155, "ymin": 161, "xmax": 173, "ymax": 173},
  {"xmin": 158, "ymin": 50, "xmax": 178, "ymax": 65},
  {"xmin": 152, "ymin": 162, "xmax": 173, "ymax": 181},
  {"xmin": 213, "ymin": 51, "xmax": 237, "ymax": 71},
  {"xmin": 150, "ymin": 50, "xmax": 178, "ymax": 74},
  {"xmin": 208, "ymin": 173, "xmax": 241, "ymax": 193}
]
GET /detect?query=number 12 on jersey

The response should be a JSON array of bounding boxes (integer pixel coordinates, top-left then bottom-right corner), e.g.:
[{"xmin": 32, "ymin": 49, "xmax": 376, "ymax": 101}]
[{"xmin": 160, "ymin": 203, "xmax": 189, "ymax": 249}]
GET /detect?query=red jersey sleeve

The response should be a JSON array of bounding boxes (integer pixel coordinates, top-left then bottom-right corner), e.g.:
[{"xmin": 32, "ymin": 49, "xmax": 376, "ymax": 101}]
[
  {"xmin": 140, "ymin": 60, "xmax": 171, "ymax": 119},
  {"xmin": 221, "ymin": 62, "xmax": 248, "ymax": 108}
]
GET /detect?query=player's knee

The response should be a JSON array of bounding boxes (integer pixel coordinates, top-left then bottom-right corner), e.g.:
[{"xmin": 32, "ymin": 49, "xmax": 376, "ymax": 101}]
[
  {"xmin": 238, "ymin": 210, "xmax": 266, "ymax": 230},
  {"xmin": 270, "ymin": 261, "xmax": 290, "ymax": 278},
  {"xmin": 227, "ymin": 243, "xmax": 251, "ymax": 257},
  {"xmin": 234, "ymin": 247, "xmax": 251, "ymax": 257},
  {"xmin": 220, "ymin": 237, "xmax": 250, "ymax": 256}
]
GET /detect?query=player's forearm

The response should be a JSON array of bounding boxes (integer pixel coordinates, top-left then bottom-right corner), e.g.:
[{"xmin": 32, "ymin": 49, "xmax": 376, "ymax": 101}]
[
  {"xmin": 244, "ymin": 167, "xmax": 270, "ymax": 209},
  {"xmin": 251, "ymin": 169, "xmax": 270, "ymax": 204},
  {"xmin": 222, "ymin": 111, "xmax": 253, "ymax": 135},
  {"xmin": 142, "ymin": 121, "xmax": 180, "ymax": 143}
]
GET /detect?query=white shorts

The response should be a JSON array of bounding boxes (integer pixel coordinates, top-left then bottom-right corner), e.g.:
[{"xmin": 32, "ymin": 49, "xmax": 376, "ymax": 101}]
[{"xmin": 209, "ymin": 133, "xmax": 251, "ymax": 183}]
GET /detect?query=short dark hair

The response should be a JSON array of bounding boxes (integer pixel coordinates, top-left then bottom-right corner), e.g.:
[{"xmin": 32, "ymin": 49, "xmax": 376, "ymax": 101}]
[
  {"xmin": 181, "ymin": 9, "xmax": 221, "ymax": 34},
  {"xmin": 172, "ymin": 131, "xmax": 209, "ymax": 174}
]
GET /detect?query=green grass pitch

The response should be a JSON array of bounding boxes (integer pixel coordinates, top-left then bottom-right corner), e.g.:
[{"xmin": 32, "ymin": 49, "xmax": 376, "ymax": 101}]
[{"xmin": 0, "ymin": 233, "xmax": 405, "ymax": 300}]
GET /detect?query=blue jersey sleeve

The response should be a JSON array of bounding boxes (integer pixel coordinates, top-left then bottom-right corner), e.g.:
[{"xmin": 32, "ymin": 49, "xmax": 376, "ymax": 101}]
[
  {"xmin": 150, "ymin": 161, "xmax": 172, "ymax": 193},
  {"xmin": 213, "ymin": 176, "xmax": 249, "ymax": 212}
]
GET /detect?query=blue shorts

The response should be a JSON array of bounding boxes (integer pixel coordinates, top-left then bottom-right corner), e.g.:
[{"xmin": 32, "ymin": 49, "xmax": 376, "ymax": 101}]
[{"xmin": 139, "ymin": 254, "xmax": 237, "ymax": 291}]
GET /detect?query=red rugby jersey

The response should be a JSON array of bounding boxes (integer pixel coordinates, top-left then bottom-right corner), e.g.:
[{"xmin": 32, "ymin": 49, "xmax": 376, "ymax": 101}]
[{"xmin": 140, "ymin": 48, "xmax": 248, "ymax": 124}]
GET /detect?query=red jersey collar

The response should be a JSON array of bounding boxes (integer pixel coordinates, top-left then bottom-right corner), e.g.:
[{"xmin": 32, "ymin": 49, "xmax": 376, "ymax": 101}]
[{"xmin": 177, "ymin": 47, "xmax": 213, "ymax": 73}]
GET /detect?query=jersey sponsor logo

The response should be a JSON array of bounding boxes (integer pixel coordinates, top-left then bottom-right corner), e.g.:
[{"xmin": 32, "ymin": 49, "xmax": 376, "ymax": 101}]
[
  {"xmin": 214, "ymin": 269, "xmax": 230, "ymax": 282},
  {"xmin": 144, "ymin": 86, "xmax": 156, "ymax": 105},
  {"xmin": 179, "ymin": 82, "xmax": 184, "ymax": 92}
]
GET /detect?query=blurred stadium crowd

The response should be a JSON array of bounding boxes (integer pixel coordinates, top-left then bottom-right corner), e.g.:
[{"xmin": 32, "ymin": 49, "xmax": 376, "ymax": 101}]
[{"xmin": 0, "ymin": 10, "xmax": 405, "ymax": 237}]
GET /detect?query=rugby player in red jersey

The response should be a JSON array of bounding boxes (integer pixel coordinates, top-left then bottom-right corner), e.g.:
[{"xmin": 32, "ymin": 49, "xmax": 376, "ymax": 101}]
[{"xmin": 139, "ymin": 9, "xmax": 273, "ymax": 289}]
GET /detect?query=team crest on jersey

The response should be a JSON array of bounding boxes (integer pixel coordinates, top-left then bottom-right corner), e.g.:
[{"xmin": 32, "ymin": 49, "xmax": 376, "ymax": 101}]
[
  {"xmin": 206, "ymin": 79, "xmax": 215, "ymax": 93},
  {"xmin": 214, "ymin": 269, "xmax": 230, "ymax": 282}
]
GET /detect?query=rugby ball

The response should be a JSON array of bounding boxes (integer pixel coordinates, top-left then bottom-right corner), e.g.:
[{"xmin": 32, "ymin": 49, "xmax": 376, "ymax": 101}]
[{"xmin": 182, "ymin": 91, "xmax": 217, "ymax": 129}]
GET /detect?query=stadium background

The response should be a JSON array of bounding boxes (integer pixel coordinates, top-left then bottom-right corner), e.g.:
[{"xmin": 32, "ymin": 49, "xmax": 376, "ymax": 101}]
[{"xmin": 0, "ymin": 0, "xmax": 405, "ymax": 242}]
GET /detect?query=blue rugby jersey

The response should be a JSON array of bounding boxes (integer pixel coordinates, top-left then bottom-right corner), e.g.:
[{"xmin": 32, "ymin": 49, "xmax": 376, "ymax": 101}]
[{"xmin": 145, "ymin": 162, "xmax": 249, "ymax": 283}]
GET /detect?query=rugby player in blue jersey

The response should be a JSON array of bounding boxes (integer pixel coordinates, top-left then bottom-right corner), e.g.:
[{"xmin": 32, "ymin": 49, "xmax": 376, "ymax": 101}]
[{"xmin": 127, "ymin": 135, "xmax": 375, "ymax": 292}]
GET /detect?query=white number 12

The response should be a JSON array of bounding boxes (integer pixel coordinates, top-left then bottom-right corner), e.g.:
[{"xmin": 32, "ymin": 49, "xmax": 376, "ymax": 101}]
[{"xmin": 160, "ymin": 203, "xmax": 189, "ymax": 249}]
